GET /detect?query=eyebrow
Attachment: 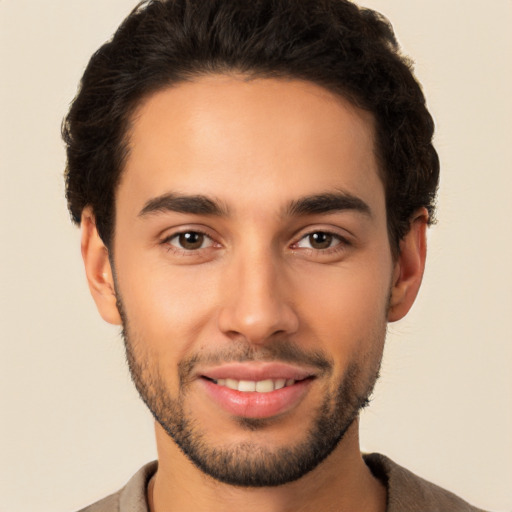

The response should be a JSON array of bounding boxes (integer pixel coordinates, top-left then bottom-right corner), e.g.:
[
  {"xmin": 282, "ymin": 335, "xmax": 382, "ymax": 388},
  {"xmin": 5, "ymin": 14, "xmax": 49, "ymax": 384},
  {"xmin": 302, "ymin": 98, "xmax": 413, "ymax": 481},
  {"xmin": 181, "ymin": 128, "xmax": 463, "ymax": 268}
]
[
  {"xmin": 285, "ymin": 192, "xmax": 372, "ymax": 218},
  {"xmin": 138, "ymin": 193, "xmax": 228, "ymax": 217},
  {"xmin": 138, "ymin": 190, "xmax": 371, "ymax": 219}
]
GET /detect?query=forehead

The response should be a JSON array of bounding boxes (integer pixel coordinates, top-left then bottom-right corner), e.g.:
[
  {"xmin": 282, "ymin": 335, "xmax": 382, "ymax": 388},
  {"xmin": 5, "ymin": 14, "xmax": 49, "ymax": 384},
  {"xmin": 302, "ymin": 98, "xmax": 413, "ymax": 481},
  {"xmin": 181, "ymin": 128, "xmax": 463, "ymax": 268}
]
[{"xmin": 119, "ymin": 75, "xmax": 383, "ymax": 220}]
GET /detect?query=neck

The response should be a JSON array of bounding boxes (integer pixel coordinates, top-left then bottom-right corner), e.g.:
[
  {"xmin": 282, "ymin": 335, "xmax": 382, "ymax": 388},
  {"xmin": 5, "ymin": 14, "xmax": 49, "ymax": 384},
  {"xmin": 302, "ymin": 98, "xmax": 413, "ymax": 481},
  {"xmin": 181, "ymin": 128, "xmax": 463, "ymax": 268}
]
[{"xmin": 150, "ymin": 419, "xmax": 386, "ymax": 512}]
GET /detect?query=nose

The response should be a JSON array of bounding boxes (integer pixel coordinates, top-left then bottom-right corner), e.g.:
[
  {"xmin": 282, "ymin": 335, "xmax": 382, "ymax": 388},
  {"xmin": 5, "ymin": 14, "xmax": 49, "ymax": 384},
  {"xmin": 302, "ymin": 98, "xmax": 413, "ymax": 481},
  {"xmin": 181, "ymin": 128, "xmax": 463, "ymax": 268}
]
[{"xmin": 217, "ymin": 249, "xmax": 299, "ymax": 344}]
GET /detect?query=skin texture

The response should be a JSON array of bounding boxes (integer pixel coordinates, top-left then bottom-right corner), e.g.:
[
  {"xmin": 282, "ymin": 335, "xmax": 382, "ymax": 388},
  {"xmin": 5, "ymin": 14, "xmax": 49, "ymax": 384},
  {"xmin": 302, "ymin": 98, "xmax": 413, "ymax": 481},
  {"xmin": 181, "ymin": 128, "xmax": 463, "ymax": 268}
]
[{"xmin": 81, "ymin": 75, "xmax": 427, "ymax": 512}]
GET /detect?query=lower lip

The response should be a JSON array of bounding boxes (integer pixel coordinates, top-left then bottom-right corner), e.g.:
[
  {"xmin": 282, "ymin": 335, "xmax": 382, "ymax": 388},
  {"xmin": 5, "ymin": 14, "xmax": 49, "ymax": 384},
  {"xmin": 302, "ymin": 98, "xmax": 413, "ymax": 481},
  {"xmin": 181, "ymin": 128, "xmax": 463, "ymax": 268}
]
[{"xmin": 200, "ymin": 378, "xmax": 313, "ymax": 419}]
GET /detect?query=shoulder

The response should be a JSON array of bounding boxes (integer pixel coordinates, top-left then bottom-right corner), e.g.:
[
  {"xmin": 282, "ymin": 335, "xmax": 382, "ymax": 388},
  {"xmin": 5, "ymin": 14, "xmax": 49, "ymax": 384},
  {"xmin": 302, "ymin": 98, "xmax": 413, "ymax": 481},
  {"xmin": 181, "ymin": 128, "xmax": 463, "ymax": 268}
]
[
  {"xmin": 75, "ymin": 461, "xmax": 157, "ymax": 512},
  {"xmin": 363, "ymin": 453, "xmax": 488, "ymax": 512},
  {"xmin": 76, "ymin": 491, "xmax": 120, "ymax": 512}
]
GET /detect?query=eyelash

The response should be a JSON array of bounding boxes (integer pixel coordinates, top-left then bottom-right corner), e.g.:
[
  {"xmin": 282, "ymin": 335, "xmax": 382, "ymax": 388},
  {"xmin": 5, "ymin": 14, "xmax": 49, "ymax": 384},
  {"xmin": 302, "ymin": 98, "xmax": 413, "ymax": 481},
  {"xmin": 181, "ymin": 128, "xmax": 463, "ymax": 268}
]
[
  {"xmin": 161, "ymin": 229, "xmax": 217, "ymax": 255},
  {"xmin": 291, "ymin": 230, "xmax": 350, "ymax": 257},
  {"xmin": 161, "ymin": 228, "xmax": 350, "ymax": 259}
]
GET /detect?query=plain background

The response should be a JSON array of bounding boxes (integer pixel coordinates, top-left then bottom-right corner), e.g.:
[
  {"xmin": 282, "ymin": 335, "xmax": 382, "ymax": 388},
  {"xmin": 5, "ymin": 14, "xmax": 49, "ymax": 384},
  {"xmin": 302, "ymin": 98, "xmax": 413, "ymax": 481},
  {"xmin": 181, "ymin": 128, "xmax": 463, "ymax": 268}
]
[{"xmin": 1, "ymin": 1, "xmax": 511, "ymax": 511}]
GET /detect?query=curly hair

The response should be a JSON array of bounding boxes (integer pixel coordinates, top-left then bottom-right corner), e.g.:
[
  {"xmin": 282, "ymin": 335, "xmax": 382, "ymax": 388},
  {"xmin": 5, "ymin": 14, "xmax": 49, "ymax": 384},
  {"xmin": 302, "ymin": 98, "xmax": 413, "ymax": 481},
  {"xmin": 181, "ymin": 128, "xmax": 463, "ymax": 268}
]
[{"xmin": 63, "ymin": 0, "xmax": 439, "ymax": 252}]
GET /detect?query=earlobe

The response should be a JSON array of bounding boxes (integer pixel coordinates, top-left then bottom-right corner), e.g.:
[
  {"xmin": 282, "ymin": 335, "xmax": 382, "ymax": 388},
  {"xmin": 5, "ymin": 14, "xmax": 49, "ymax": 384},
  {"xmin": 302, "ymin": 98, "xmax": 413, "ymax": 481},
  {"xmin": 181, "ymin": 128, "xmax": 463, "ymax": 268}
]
[
  {"xmin": 388, "ymin": 209, "xmax": 428, "ymax": 322},
  {"xmin": 81, "ymin": 208, "xmax": 122, "ymax": 325}
]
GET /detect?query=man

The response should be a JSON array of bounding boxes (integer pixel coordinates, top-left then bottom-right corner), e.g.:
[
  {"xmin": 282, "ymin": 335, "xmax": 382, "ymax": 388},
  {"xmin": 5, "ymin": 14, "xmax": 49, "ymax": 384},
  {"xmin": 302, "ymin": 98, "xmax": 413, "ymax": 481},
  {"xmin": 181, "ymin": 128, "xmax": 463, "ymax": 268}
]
[{"xmin": 62, "ymin": 0, "xmax": 487, "ymax": 510}]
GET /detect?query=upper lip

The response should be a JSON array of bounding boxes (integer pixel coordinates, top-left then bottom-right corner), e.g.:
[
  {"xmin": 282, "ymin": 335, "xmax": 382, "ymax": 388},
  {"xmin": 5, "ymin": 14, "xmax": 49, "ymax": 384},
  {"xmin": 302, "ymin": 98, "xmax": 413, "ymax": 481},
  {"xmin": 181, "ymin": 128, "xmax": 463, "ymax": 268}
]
[{"xmin": 198, "ymin": 362, "xmax": 316, "ymax": 382}]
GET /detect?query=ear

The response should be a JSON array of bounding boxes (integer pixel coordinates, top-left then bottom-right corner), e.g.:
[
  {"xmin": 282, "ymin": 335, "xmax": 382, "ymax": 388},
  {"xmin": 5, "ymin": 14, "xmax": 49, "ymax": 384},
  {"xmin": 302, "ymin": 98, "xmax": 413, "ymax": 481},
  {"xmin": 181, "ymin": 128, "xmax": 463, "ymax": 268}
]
[
  {"xmin": 81, "ymin": 207, "xmax": 122, "ymax": 325},
  {"xmin": 388, "ymin": 208, "xmax": 428, "ymax": 322}
]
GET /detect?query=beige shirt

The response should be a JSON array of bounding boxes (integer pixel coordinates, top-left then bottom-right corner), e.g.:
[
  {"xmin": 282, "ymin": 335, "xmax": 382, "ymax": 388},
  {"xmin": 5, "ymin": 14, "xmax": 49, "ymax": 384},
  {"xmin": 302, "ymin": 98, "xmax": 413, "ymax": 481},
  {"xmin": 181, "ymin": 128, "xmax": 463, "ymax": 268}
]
[{"xmin": 77, "ymin": 453, "xmax": 488, "ymax": 512}]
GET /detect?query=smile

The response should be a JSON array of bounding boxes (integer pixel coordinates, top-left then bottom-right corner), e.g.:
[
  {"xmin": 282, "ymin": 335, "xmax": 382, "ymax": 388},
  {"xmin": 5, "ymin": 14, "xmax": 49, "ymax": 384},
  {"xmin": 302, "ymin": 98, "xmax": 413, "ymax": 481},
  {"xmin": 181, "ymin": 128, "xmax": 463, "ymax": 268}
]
[{"xmin": 210, "ymin": 378, "xmax": 297, "ymax": 393}]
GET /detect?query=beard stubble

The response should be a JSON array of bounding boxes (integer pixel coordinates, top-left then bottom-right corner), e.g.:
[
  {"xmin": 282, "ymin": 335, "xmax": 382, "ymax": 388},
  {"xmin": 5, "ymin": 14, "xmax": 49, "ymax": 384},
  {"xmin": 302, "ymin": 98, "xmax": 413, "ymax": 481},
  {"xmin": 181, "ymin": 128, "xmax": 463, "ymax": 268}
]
[{"xmin": 117, "ymin": 291, "xmax": 383, "ymax": 487}]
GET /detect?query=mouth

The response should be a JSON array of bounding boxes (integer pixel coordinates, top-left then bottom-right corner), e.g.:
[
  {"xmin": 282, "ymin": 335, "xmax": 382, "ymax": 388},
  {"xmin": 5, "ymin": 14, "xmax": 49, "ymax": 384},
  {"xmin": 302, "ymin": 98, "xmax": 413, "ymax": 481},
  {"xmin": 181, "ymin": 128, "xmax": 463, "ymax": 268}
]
[
  {"xmin": 197, "ymin": 363, "xmax": 317, "ymax": 419},
  {"xmin": 203, "ymin": 376, "xmax": 305, "ymax": 393}
]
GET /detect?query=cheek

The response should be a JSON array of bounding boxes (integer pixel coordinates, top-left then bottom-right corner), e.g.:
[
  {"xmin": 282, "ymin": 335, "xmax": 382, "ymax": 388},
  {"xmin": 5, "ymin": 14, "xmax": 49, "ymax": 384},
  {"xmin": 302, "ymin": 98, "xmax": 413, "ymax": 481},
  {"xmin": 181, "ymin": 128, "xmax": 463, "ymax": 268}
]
[
  {"xmin": 116, "ymin": 259, "xmax": 221, "ymax": 351},
  {"xmin": 294, "ymin": 257, "xmax": 391, "ymax": 355}
]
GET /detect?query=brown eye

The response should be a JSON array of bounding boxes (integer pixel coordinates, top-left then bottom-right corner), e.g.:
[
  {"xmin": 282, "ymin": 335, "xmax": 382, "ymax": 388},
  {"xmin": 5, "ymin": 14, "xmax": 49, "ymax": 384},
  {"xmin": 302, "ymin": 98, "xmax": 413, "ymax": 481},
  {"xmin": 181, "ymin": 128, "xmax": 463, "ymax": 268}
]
[
  {"xmin": 168, "ymin": 231, "xmax": 211, "ymax": 250},
  {"xmin": 295, "ymin": 231, "xmax": 343, "ymax": 251},
  {"xmin": 179, "ymin": 232, "xmax": 204, "ymax": 249},
  {"xmin": 308, "ymin": 232, "xmax": 333, "ymax": 249}
]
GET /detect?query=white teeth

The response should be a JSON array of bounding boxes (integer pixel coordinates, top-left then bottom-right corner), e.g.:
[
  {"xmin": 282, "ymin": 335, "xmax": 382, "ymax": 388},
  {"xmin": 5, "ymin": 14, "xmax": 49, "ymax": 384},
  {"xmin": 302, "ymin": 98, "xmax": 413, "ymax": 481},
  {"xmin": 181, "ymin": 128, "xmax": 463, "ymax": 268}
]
[
  {"xmin": 255, "ymin": 379, "xmax": 274, "ymax": 392},
  {"xmin": 213, "ymin": 377, "xmax": 297, "ymax": 392},
  {"xmin": 225, "ymin": 378, "xmax": 239, "ymax": 390},
  {"xmin": 274, "ymin": 379, "xmax": 286, "ymax": 390},
  {"xmin": 238, "ymin": 380, "xmax": 256, "ymax": 392}
]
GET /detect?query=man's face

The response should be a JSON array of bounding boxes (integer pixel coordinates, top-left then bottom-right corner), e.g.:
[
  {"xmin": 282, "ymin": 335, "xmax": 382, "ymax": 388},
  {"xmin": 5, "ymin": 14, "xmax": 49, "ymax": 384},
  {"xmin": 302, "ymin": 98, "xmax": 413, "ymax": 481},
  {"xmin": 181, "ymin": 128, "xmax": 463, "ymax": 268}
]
[{"xmin": 108, "ymin": 75, "xmax": 395, "ymax": 486}]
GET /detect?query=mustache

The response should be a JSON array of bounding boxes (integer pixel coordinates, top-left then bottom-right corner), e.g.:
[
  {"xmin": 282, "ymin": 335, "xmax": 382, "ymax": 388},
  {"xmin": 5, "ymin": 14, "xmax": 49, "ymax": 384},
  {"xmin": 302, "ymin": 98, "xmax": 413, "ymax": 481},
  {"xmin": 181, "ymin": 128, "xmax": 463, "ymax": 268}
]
[{"xmin": 178, "ymin": 340, "xmax": 334, "ymax": 383}]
